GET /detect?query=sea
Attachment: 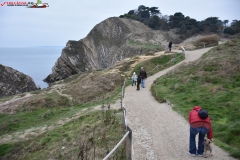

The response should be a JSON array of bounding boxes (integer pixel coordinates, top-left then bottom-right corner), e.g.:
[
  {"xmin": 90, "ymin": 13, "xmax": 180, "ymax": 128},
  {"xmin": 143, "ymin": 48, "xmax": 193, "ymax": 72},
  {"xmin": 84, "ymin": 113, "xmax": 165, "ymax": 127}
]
[{"xmin": 0, "ymin": 47, "xmax": 63, "ymax": 89}]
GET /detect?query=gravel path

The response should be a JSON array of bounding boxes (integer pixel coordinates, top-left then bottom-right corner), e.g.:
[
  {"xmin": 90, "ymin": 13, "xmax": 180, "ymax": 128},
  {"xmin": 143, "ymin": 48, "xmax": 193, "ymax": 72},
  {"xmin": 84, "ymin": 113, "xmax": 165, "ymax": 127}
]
[{"xmin": 124, "ymin": 48, "xmax": 237, "ymax": 160}]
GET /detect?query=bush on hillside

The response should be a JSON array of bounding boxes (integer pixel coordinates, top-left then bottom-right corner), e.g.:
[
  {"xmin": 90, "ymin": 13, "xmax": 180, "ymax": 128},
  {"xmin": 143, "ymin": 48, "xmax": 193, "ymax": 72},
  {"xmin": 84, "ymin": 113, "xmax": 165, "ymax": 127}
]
[{"xmin": 194, "ymin": 34, "xmax": 220, "ymax": 48}]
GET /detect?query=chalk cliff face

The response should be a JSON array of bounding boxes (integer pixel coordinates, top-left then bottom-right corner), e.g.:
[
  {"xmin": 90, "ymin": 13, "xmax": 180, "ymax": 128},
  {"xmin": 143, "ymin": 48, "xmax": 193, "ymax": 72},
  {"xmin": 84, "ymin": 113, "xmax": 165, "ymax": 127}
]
[
  {"xmin": 0, "ymin": 64, "xmax": 38, "ymax": 98},
  {"xmin": 44, "ymin": 17, "xmax": 177, "ymax": 83}
]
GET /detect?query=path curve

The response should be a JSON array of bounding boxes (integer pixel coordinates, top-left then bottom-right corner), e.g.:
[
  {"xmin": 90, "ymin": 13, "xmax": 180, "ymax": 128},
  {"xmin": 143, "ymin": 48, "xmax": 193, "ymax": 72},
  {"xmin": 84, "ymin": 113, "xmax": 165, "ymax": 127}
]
[{"xmin": 124, "ymin": 48, "xmax": 237, "ymax": 160}]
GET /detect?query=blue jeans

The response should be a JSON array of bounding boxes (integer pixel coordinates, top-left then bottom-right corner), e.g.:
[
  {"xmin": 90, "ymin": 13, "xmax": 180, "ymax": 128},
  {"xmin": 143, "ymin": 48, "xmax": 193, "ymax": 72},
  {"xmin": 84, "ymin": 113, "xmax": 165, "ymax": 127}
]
[
  {"xmin": 141, "ymin": 79, "xmax": 145, "ymax": 87},
  {"xmin": 189, "ymin": 126, "xmax": 209, "ymax": 155}
]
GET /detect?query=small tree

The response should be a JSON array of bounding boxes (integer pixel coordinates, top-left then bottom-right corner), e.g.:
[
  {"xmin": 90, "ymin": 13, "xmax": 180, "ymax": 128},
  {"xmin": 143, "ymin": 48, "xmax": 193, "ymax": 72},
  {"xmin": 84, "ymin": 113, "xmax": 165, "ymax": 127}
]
[{"xmin": 223, "ymin": 20, "xmax": 229, "ymax": 27}]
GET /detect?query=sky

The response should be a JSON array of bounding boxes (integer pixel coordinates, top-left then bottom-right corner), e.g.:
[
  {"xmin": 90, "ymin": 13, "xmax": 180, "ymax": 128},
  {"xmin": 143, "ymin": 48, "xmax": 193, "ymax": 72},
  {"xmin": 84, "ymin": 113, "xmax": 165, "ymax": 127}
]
[{"xmin": 0, "ymin": 0, "xmax": 240, "ymax": 47}]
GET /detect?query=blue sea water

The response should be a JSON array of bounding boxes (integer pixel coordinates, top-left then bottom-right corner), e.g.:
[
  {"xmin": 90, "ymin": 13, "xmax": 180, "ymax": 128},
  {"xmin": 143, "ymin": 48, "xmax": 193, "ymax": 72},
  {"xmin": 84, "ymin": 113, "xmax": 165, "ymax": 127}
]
[{"xmin": 0, "ymin": 47, "xmax": 63, "ymax": 89}]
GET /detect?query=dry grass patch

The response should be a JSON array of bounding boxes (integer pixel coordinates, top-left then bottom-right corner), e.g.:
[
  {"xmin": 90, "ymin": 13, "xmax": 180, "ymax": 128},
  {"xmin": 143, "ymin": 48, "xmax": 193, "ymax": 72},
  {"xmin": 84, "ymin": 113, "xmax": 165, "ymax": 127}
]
[
  {"xmin": 63, "ymin": 72, "xmax": 123, "ymax": 103},
  {"xmin": 194, "ymin": 34, "xmax": 220, "ymax": 48},
  {"xmin": 20, "ymin": 92, "xmax": 71, "ymax": 112}
]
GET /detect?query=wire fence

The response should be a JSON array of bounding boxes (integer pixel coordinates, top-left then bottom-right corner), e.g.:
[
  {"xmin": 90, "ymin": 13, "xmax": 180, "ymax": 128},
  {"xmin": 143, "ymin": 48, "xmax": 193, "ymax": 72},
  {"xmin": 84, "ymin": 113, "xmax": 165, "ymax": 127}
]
[{"xmin": 103, "ymin": 47, "xmax": 186, "ymax": 159}]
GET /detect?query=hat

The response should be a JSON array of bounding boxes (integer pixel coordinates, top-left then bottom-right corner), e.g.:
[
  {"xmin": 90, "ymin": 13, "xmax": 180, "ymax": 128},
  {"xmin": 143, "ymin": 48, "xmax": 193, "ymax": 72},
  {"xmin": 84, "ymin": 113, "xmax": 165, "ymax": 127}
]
[
  {"xmin": 133, "ymin": 72, "xmax": 136, "ymax": 75},
  {"xmin": 141, "ymin": 67, "xmax": 143, "ymax": 69},
  {"xmin": 198, "ymin": 109, "xmax": 208, "ymax": 119}
]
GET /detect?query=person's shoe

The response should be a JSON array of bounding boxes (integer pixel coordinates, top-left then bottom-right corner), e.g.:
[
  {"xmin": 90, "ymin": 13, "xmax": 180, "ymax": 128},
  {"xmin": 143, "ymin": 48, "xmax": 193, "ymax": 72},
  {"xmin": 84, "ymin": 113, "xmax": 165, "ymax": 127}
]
[
  {"xmin": 143, "ymin": 86, "xmax": 145, "ymax": 88},
  {"xmin": 188, "ymin": 152, "xmax": 195, "ymax": 157},
  {"xmin": 198, "ymin": 154, "xmax": 203, "ymax": 157}
]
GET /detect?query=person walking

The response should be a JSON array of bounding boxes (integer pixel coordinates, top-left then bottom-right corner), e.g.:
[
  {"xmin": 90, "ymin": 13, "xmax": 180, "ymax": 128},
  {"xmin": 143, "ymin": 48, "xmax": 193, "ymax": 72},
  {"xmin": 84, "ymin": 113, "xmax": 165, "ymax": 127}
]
[
  {"xmin": 139, "ymin": 67, "xmax": 147, "ymax": 88},
  {"xmin": 136, "ymin": 74, "xmax": 141, "ymax": 91},
  {"xmin": 188, "ymin": 106, "xmax": 213, "ymax": 157},
  {"xmin": 131, "ymin": 72, "xmax": 137, "ymax": 86},
  {"xmin": 168, "ymin": 41, "xmax": 172, "ymax": 52}
]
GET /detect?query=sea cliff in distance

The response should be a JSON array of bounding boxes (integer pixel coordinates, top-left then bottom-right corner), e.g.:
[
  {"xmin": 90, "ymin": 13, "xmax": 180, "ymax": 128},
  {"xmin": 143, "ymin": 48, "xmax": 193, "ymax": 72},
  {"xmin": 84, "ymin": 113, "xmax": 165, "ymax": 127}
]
[{"xmin": 0, "ymin": 64, "xmax": 38, "ymax": 98}]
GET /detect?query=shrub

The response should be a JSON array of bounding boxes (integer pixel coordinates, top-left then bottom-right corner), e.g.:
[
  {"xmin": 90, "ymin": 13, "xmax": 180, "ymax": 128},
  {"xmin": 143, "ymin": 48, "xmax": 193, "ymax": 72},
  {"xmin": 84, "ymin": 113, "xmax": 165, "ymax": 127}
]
[
  {"xmin": 194, "ymin": 34, "xmax": 220, "ymax": 48},
  {"xmin": 224, "ymin": 27, "xmax": 235, "ymax": 35}
]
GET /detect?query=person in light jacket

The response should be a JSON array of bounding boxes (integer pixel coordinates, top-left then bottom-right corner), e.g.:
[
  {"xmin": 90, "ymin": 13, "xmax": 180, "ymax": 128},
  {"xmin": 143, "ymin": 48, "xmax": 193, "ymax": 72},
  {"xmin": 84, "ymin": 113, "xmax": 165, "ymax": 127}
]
[
  {"xmin": 131, "ymin": 72, "xmax": 137, "ymax": 86},
  {"xmin": 188, "ymin": 106, "xmax": 213, "ymax": 157}
]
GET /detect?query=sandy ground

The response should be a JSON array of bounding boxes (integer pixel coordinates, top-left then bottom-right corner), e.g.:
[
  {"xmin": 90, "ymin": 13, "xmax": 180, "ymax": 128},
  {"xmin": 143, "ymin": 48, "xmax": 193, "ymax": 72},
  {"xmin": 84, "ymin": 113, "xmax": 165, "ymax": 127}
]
[{"xmin": 124, "ymin": 48, "xmax": 237, "ymax": 160}]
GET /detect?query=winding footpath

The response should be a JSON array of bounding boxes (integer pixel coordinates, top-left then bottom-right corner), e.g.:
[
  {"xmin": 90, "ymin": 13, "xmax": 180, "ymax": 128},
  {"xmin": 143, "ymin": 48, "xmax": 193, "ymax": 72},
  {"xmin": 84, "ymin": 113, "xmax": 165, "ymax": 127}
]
[{"xmin": 124, "ymin": 48, "xmax": 237, "ymax": 160}]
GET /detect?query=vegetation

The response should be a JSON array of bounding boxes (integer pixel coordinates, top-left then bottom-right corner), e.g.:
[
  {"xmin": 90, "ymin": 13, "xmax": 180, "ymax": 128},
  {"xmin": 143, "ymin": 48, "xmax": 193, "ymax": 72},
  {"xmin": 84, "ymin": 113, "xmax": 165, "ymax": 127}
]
[
  {"xmin": 194, "ymin": 34, "xmax": 220, "ymax": 48},
  {"xmin": 120, "ymin": 5, "xmax": 240, "ymax": 40},
  {"xmin": 151, "ymin": 37, "xmax": 240, "ymax": 158},
  {"xmin": 224, "ymin": 20, "xmax": 240, "ymax": 35},
  {"xmin": 63, "ymin": 72, "xmax": 123, "ymax": 104},
  {"xmin": 0, "ymin": 105, "xmax": 126, "ymax": 159},
  {"xmin": 131, "ymin": 53, "xmax": 185, "ymax": 77},
  {"xmin": 0, "ymin": 68, "xmax": 126, "ymax": 159}
]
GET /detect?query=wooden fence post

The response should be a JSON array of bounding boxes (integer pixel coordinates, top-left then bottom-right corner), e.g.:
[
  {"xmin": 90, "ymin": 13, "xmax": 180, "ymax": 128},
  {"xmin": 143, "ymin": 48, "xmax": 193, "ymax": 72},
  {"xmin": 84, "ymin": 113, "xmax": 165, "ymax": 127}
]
[{"xmin": 126, "ymin": 126, "xmax": 132, "ymax": 160}]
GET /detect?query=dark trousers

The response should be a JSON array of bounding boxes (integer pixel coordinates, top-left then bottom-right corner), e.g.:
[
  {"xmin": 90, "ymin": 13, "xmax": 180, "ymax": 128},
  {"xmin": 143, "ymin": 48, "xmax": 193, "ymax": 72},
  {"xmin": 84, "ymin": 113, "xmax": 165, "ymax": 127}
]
[
  {"xmin": 137, "ymin": 79, "xmax": 141, "ymax": 90},
  {"xmin": 189, "ymin": 126, "xmax": 209, "ymax": 155},
  {"xmin": 132, "ymin": 80, "xmax": 136, "ymax": 86}
]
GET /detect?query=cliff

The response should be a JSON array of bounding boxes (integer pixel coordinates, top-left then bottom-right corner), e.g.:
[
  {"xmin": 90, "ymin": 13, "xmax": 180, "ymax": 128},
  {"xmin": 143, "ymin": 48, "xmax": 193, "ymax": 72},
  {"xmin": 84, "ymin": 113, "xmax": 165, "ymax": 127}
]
[
  {"xmin": 0, "ymin": 64, "xmax": 38, "ymax": 98},
  {"xmin": 44, "ymin": 17, "xmax": 178, "ymax": 83}
]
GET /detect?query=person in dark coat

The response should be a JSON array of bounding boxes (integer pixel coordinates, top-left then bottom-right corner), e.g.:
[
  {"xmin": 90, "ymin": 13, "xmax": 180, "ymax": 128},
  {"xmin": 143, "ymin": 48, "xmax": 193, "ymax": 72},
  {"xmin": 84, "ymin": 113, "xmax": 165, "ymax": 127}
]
[
  {"xmin": 136, "ymin": 74, "xmax": 141, "ymax": 91},
  {"xmin": 139, "ymin": 67, "xmax": 147, "ymax": 88},
  {"xmin": 168, "ymin": 41, "xmax": 172, "ymax": 52}
]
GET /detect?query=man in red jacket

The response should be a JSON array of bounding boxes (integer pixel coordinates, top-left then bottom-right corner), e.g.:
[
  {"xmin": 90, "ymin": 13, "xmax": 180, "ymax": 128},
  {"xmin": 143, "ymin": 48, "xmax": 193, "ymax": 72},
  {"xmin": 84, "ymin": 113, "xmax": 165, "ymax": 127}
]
[{"xmin": 188, "ymin": 106, "xmax": 213, "ymax": 157}]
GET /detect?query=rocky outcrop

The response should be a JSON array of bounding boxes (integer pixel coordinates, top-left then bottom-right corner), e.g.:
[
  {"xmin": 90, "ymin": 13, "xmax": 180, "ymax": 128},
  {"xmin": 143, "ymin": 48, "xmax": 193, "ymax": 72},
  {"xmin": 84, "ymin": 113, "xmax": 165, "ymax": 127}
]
[
  {"xmin": 44, "ymin": 17, "xmax": 178, "ymax": 83},
  {"xmin": 0, "ymin": 64, "xmax": 38, "ymax": 98}
]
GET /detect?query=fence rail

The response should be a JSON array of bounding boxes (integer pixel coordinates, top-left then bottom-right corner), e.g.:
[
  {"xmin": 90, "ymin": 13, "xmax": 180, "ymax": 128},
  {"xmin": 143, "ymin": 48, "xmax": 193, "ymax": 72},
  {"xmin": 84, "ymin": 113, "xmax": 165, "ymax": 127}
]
[
  {"xmin": 103, "ymin": 79, "xmax": 132, "ymax": 159},
  {"xmin": 103, "ymin": 49, "xmax": 186, "ymax": 159}
]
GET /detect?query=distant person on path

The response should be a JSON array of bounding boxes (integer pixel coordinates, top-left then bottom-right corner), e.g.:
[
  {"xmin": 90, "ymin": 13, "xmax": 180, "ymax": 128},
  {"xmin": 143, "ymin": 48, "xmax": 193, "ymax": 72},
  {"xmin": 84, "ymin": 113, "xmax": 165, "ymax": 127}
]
[
  {"xmin": 139, "ymin": 67, "xmax": 147, "ymax": 88},
  {"xmin": 188, "ymin": 106, "xmax": 213, "ymax": 157},
  {"xmin": 136, "ymin": 74, "xmax": 141, "ymax": 91},
  {"xmin": 131, "ymin": 72, "xmax": 137, "ymax": 86},
  {"xmin": 168, "ymin": 41, "xmax": 172, "ymax": 52}
]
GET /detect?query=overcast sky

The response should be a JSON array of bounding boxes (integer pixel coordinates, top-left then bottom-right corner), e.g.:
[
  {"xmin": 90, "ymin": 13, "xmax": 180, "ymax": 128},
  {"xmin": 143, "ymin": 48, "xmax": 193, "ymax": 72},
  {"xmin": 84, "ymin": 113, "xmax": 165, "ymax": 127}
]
[{"xmin": 0, "ymin": 0, "xmax": 240, "ymax": 47}]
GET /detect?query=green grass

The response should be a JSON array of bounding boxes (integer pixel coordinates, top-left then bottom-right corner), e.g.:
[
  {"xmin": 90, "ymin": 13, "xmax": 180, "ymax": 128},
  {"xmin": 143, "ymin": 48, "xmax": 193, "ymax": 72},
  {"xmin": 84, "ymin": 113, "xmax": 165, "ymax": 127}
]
[
  {"xmin": 0, "ymin": 103, "xmax": 88, "ymax": 136},
  {"xmin": 151, "ymin": 37, "xmax": 240, "ymax": 159},
  {"xmin": 0, "ymin": 144, "xmax": 12, "ymax": 156},
  {"xmin": 131, "ymin": 53, "xmax": 185, "ymax": 77},
  {"xmin": 0, "ymin": 109, "xmax": 125, "ymax": 159},
  {"xmin": 0, "ymin": 87, "xmax": 122, "ymax": 137}
]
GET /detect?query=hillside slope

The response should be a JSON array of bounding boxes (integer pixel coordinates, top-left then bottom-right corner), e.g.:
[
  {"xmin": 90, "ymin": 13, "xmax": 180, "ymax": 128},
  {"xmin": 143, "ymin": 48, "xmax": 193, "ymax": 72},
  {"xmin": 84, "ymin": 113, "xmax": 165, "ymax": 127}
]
[{"xmin": 44, "ymin": 17, "xmax": 178, "ymax": 83}]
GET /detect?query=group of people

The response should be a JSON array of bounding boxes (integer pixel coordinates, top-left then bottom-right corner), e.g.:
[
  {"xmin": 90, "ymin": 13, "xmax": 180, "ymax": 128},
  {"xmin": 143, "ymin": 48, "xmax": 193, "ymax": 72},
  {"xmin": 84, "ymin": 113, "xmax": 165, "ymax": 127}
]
[
  {"xmin": 131, "ymin": 67, "xmax": 147, "ymax": 91},
  {"xmin": 131, "ymin": 69, "xmax": 213, "ymax": 157}
]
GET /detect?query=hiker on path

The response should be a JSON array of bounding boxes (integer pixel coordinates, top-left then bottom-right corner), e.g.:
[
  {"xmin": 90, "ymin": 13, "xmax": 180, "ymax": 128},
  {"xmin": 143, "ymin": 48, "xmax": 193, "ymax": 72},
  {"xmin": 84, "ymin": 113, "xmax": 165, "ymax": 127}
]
[
  {"xmin": 188, "ymin": 106, "xmax": 213, "ymax": 157},
  {"xmin": 131, "ymin": 72, "xmax": 137, "ymax": 86},
  {"xmin": 136, "ymin": 74, "xmax": 141, "ymax": 91},
  {"xmin": 168, "ymin": 41, "xmax": 172, "ymax": 52},
  {"xmin": 139, "ymin": 67, "xmax": 147, "ymax": 88}
]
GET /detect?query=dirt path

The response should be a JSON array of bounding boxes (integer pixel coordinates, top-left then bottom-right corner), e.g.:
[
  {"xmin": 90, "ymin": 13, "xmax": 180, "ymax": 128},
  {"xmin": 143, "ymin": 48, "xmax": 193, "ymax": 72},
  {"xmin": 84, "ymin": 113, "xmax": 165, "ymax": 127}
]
[{"xmin": 124, "ymin": 48, "xmax": 237, "ymax": 160}]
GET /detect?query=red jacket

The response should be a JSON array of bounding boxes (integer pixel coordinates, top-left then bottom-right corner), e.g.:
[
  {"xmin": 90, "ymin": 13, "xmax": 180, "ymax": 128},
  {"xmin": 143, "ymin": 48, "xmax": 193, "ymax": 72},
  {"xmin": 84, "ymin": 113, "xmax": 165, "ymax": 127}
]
[{"xmin": 188, "ymin": 106, "xmax": 213, "ymax": 139}]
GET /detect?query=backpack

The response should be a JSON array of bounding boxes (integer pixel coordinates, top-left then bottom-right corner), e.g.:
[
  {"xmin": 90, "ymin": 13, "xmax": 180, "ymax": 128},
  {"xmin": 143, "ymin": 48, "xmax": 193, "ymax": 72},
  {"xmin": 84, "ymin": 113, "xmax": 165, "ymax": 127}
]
[{"xmin": 198, "ymin": 109, "xmax": 208, "ymax": 119}]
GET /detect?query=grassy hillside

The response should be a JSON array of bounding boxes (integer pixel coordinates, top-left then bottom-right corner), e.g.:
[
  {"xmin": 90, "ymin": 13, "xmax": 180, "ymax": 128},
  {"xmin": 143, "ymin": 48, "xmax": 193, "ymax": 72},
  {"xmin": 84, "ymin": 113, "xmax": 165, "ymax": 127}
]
[
  {"xmin": 0, "ymin": 50, "xmax": 186, "ymax": 159},
  {"xmin": 0, "ymin": 108, "xmax": 126, "ymax": 159},
  {"xmin": 0, "ymin": 70, "xmax": 125, "ymax": 159},
  {"xmin": 151, "ymin": 37, "xmax": 240, "ymax": 158}
]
